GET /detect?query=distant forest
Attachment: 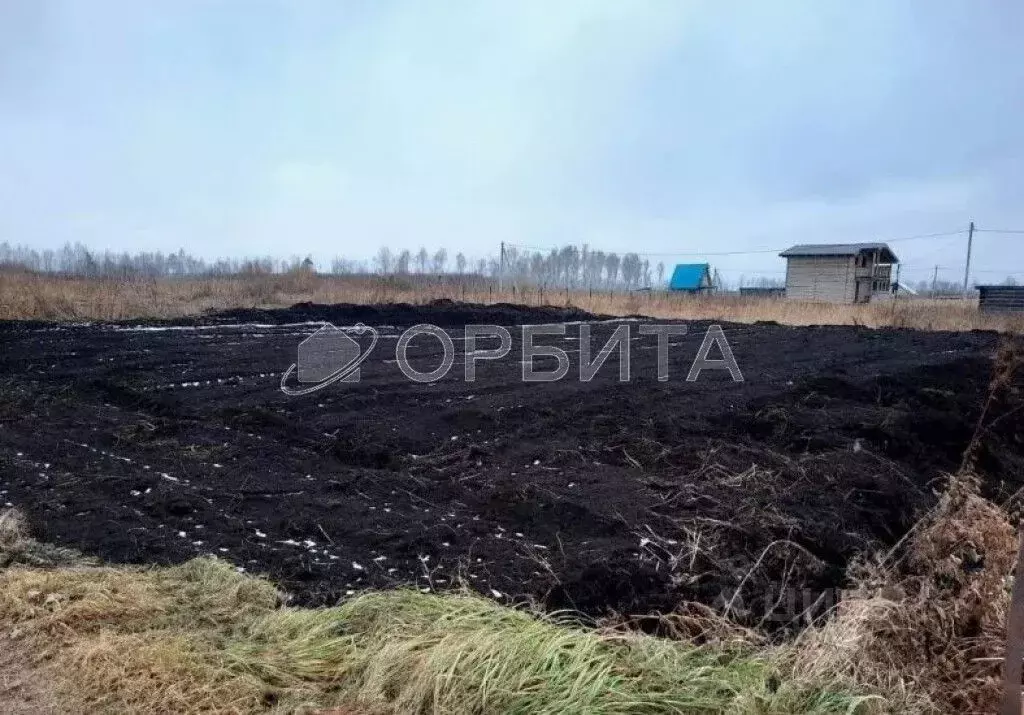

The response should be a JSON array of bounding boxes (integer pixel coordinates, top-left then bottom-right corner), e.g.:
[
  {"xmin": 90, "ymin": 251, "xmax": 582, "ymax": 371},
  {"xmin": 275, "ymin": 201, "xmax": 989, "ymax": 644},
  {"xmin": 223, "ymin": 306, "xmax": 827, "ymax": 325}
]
[
  {"xmin": 7, "ymin": 241, "xmax": 1012, "ymax": 292},
  {"xmin": 0, "ymin": 241, "xmax": 697, "ymax": 290},
  {"xmin": 0, "ymin": 241, "xmax": 669, "ymax": 289}
]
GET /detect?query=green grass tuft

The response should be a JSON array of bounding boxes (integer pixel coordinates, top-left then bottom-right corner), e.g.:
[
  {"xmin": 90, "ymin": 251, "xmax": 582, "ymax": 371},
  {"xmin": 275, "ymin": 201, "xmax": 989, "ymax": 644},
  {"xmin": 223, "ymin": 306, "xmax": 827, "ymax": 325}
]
[{"xmin": 230, "ymin": 589, "xmax": 877, "ymax": 714}]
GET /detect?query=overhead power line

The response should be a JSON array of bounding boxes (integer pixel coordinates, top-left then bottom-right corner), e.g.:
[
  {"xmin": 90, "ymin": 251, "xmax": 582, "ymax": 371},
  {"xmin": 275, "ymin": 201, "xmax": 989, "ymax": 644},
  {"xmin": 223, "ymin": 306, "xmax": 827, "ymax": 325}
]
[
  {"xmin": 505, "ymin": 229, "xmax": 967, "ymax": 259},
  {"xmin": 500, "ymin": 224, "xmax": 1024, "ymax": 285},
  {"xmin": 883, "ymin": 230, "xmax": 969, "ymax": 243}
]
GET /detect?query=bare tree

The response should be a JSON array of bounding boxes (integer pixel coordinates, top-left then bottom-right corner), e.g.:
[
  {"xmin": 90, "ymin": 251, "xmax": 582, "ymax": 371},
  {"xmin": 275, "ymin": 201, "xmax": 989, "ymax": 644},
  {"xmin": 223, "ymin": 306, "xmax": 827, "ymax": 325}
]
[
  {"xmin": 620, "ymin": 253, "xmax": 641, "ymax": 289},
  {"xmin": 415, "ymin": 247, "xmax": 429, "ymax": 273},
  {"xmin": 587, "ymin": 250, "xmax": 605, "ymax": 287},
  {"xmin": 656, "ymin": 261, "xmax": 665, "ymax": 287},
  {"xmin": 331, "ymin": 258, "xmax": 358, "ymax": 274},
  {"xmin": 374, "ymin": 247, "xmax": 394, "ymax": 275},
  {"xmin": 395, "ymin": 250, "xmax": 411, "ymax": 274},
  {"xmin": 604, "ymin": 253, "xmax": 620, "ymax": 288},
  {"xmin": 558, "ymin": 245, "xmax": 580, "ymax": 287},
  {"xmin": 455, "ymin": 252, "xmax": 467, "ymax": 274},
  {"xmin": 432, "ymin": 248, "xmax": 448, "ymax": 274}
]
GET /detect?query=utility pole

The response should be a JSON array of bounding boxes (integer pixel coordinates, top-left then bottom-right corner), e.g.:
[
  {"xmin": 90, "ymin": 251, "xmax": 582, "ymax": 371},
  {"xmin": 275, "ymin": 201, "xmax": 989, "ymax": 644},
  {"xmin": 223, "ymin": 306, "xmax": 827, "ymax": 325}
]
[
  {"xmin": 963, "ymin": 220, "xmax": 975, "ymax": 294},
  {"xmin": 498, "ymin": 241, "xmax": 504, "ymax": 293},
  {"xmin": 932, "ymin": 265, "xmax": 939, "ymax": 296},
  {"xmin": 891, "ymin": 262, "xmax": 902, "ymax": 322}
]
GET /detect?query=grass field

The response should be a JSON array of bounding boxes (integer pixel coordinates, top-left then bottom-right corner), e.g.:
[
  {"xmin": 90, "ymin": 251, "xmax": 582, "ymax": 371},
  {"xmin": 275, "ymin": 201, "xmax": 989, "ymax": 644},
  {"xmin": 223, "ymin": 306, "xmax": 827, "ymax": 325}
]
[{"xmin": 1, "ymin": 269, "xmax": 1021, "ymax": 332}]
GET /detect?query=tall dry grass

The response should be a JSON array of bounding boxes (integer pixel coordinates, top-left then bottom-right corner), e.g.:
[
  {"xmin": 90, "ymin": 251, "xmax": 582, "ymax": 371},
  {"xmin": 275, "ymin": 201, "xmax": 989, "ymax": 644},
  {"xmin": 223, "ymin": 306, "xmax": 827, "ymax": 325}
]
[
  {"xmin": 1, "ymin": 269, "xmax": 1022, "ymax": 332},
  {"xmin": 778, "ymin": 474, "xmax": 1017, "ymax": 714},
  {"xmin": 0, "ymin": 512, "xmax": 872, "ymax": 714}
]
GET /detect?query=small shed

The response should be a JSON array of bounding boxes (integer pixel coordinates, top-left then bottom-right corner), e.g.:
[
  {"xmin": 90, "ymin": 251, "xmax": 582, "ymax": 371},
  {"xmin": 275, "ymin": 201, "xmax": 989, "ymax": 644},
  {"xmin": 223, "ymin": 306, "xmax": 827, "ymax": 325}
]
[
  {"xmin": 977, "ymin": 285, "xmax": 1024, "ymax": 313},
  {"xmin": 779, "ymin": 243, "xmax": 898, "ymax": 304},
  {"xmin": 668, "ymin": 263, "xmax": 713, "ymax": 293}
]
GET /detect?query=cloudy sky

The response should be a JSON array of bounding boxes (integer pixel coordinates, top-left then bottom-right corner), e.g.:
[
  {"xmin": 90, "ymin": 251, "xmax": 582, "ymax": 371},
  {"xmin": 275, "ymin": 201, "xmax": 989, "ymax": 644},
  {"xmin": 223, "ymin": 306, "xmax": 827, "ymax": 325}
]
[{"xmin": 1, "ymin": 1, "xmax": 1022, "ymax": 283}]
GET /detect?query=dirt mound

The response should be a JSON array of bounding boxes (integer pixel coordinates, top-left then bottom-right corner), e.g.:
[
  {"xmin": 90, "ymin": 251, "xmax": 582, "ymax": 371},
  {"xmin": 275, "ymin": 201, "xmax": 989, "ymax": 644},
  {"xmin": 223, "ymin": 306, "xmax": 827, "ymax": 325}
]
[{"xmin": 125, "ymin": 299, "xmax": 604, "ymax": 329}]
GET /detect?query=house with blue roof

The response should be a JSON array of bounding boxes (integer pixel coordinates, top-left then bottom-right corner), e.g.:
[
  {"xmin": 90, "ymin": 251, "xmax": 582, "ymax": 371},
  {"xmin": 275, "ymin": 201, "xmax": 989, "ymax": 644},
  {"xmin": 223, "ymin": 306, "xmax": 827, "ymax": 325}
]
[{"xmin": 668, "ymin": 263, "xmax": 714, "ymax": 293}]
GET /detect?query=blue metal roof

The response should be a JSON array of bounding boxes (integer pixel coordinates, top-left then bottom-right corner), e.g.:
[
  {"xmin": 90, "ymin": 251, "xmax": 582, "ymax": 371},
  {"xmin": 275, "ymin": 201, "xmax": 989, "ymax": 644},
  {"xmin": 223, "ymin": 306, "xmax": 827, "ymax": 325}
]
[{"xmin": 668, "ymin": 263, "xmax": 711, "ymax": 290}]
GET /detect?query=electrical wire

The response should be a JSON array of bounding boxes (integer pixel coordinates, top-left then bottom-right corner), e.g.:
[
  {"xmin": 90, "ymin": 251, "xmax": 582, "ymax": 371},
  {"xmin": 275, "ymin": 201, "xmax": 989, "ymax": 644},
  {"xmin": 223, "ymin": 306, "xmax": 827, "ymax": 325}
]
[
  {"xmin": 499, "ymin": 227, "xmax": 1024, "ymax": 283},
  {"xmin": 504, "ymin": 229, "xmax": 968, "ymax": 259}
]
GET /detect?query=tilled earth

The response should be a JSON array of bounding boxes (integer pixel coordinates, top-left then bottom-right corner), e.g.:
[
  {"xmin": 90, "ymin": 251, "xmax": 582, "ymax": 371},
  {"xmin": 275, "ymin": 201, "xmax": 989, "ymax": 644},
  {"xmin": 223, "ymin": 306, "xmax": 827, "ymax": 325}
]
[{"xmin": 1, "ymin": 300, "xmax": 1021, "ymax": 624}]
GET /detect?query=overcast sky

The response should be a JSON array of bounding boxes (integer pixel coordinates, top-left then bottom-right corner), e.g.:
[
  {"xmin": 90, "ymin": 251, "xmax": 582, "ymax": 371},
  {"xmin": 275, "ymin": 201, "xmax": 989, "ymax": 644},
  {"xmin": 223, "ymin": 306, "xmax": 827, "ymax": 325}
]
[{"xmin": 2, "ymin": 1, "xmax": 1022, "ymax": 283}]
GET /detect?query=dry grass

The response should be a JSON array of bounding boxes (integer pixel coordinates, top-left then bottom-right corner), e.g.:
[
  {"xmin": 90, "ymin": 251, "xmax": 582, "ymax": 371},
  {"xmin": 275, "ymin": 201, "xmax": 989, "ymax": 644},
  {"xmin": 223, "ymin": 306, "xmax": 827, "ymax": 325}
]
[
  {"xmin": 0, "ymin": 511, "xmax": 878, "ymax": 714},
  {"xmin": 1, "ymin": 476, "xmax": 1020, "ymax": 713},
  {"xmin": 779, "ymin": 475, "xmax": 1017, "ymax": 714},
  {"xmin": 0, "ymin": 509, "xmax": 94, "ymax": 569},
  {"xmin": 1, "ymin": 269, "xmax": 1022, "ymax": 332}
]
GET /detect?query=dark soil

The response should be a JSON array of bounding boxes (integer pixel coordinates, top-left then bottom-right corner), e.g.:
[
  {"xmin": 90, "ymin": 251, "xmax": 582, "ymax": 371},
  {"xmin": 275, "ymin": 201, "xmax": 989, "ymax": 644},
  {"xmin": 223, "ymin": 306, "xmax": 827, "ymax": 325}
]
[{"xmin": 1, "ymin": 300, "xmax": 1021, "ymax": 626}]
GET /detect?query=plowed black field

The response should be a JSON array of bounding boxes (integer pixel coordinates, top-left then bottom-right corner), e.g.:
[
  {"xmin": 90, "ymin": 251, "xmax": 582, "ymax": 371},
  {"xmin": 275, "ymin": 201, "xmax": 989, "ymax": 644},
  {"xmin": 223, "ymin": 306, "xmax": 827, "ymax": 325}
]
[{"xmin": 1, "ymin": 301, "xmax": 1021, "ymax": 624}]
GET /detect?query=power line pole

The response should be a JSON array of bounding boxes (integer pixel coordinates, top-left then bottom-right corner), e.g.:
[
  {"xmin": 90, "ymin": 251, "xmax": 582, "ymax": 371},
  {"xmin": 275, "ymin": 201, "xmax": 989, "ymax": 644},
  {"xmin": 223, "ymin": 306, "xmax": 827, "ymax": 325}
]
[
  {"xmin": 932, "ymin": 265, "xmax": 939, "ymax": 296},
  {"xmin": 498, "ymin": 241, "xmax": 504, "ymax": 293},
  {"xmin": 891, "ymin": 262, "xmax": 902, "ymax": 322},
  {"xmin": 963, "ymin": 220, "xmax": 974, "ymax": 294}
]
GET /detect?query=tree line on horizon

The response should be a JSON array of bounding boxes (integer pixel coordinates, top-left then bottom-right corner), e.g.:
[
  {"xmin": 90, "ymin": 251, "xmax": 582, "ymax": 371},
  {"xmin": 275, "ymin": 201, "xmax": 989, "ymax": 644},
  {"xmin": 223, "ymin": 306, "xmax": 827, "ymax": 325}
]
[
  {"xmin": 370, "ymin": 244, "xmax": 669, "ymax": 290},
  {"xmin": 3, "ymin": 240, "xmax": 1011, "ymax": 291},
  {"xmin": 0, "ymin": 241, "xmax": 678, "ymax": 290}
]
